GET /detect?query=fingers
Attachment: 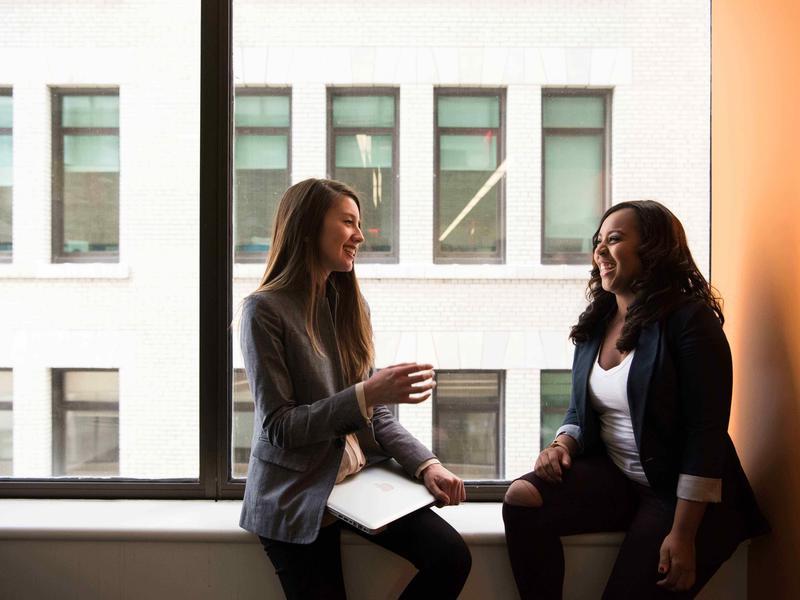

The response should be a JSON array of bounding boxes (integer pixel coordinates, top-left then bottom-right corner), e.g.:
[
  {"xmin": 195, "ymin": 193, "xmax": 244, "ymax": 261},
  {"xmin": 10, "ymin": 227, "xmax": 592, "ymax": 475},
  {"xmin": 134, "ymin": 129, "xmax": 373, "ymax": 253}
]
[
  {"xmin": 561, "ymin": 451, "xmax": 572, "ymax": 470},
  {"xmin": 534, "ymin": 449, "xmax": 568, "ymax": 483},
  {"xmin": 393, "ymin": 363, "xmax": 434, "ymax": 377},
  {"xmin": 438, "ymin": 474, "xmax": 464, "ymax": 506},
  {"xmin": 407, "ymin": 369, "xmax": 435, "ymax": 384},
  {"xmin": 543, "ymin": 449, "xmax": 563, "ymax": 482},
  {"xmin": 656, "ymin": 546, "xmax": 675, "ymax": 589},
  {"xmin": 426, "ymin": 478, "xmax": 450, "ymax": 507}
]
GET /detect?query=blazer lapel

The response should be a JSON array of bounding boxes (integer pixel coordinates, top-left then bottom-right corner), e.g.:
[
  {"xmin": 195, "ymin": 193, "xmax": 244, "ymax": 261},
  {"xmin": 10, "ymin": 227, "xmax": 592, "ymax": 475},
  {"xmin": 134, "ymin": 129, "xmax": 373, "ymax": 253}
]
[
  {"xmin": 627, "ymin": 321, "xmax": 661, "ymax": 448},
  {"xmin": 573, "ymin": 333, "xmax": 602, "ymax": 427}
]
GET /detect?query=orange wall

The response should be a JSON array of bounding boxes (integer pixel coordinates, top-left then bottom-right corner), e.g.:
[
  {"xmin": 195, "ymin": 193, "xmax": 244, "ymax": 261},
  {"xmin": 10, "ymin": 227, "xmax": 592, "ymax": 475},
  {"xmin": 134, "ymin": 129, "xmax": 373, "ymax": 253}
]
[{"xmin": 712, "ymin": 0, "xmax": 800, "ymax": 596}]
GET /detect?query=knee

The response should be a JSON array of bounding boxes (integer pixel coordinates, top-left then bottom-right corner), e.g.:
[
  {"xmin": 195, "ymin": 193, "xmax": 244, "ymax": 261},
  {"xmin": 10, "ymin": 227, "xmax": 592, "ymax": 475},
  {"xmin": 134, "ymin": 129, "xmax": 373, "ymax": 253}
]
[
  {"xmin": 425, "ymin": 533, "xmax": 472, "ymax": 580},
  {"xmin": 504, "ymin": 480, "xmax": 543, "ymax": 508}
]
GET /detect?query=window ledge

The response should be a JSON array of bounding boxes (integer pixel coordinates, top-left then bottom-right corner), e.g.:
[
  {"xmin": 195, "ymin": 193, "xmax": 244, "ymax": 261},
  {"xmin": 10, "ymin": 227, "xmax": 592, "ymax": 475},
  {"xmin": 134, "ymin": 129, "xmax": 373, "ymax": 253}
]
[
  {"xmin": 0, "ymin": 499, "xmax": 623, "ymax": 546},
  {"xmin": 234, "ymin": 262, "xmax": 591, "ymax": 281},
  {"xmin": 0, "ymin": 263, "xmax": 131, "ymax": 280}
]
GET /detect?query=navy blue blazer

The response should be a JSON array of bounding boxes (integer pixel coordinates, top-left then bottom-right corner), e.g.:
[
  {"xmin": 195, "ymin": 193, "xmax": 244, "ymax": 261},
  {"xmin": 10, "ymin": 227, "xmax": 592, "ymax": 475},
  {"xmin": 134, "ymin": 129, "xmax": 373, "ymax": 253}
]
[{"xmin": 562, "ymin": 300, "xmax": 768, "ymax": 538}]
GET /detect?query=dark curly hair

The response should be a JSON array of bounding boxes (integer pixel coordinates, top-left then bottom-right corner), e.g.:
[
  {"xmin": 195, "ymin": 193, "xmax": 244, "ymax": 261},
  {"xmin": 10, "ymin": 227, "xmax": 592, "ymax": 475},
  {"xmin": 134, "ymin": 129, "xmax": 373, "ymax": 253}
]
[{"xmin": 570, "ymin": 200, "xmax": 723, "ymax": 351}]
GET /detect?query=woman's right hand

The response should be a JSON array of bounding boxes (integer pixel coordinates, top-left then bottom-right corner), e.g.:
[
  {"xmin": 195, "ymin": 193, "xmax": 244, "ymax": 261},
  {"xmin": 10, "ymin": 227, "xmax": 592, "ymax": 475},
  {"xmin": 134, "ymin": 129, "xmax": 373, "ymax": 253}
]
[
  {"xmin": 363, "ymin": 363, "xmax": 436, "ymax": 407},
  {"xmin": 533, "ymin": 437, "xmax": 575, "ymax": 483}
]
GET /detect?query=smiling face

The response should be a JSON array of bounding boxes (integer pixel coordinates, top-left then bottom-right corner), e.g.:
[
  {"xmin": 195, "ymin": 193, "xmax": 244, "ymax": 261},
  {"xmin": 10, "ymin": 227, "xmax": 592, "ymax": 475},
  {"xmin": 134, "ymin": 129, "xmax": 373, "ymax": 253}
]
[
  {"xmin": 593, "ymin": 207, "xmax": 643, "ymax": 300},
  {"xmin": 317, "ymin": 195, "xmax": 364, "ymax": 277}
]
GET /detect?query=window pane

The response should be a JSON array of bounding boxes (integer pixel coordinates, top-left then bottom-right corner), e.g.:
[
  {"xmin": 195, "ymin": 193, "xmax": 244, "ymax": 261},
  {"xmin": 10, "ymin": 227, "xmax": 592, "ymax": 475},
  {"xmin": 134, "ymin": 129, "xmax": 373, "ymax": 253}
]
[
  {"xmin": 434, "ymin": 372, "xmax": 502, "ymax": 480},
  {"xmin": 57, "ymin": 93, "xmax": 120, "ymax": 258},
  {"xmin": 334, "ymin": 134, "xmax": 392, "ymax": 168},
  {"xmin": 438, "ymin": 96, "xmax": 500, "ymax": 128},
  {"xmin": 62, "ymin": 95, "xmax": 119, "ymax": 128},
  {"xmin": 232, "ymin": 370, "xmax": 254, "ymax": 479},
  {"xmin": 235, "ymin": 135, "xmax": 288, "ymax": 170},
  {"xmin": 234, "ymin": 169, "xmax": 287, "ymax": 255},
  {"xmin": 438, "ymin": 135, "xmax": 499, "ymax": 254},
  {"xmin": 64, "ymin": 135, "xmax": 120, "ymax": 172},
  {"xmin": 0, "ymin": 95, "xmax": 11, "ymax": 128},
  {"xmin": 234, "ymin": 95, "xmax": 290, "ymax": 127},
  {"xmin": 234, "ymin": 91, "xmax": 290, "ymax": 262},
  {"xmin": 540, "ymin": 371, "xmax": 572, "ymax": 451},
  {"xmin": 437, "ymin": 411, "xmax": 499, "ymax": 479},
  {"xmin": 63, "ymin": 171, "xmax": 120, "ymax": 253},
  {"xmin": 0, "ymin": 133, "xmax": 10, "ymax": 254},
  {"xmin": 55, "ymin": 370, "xmax": 119, "ymax": 477},
  {"xmin": 332, "ymin": 96, "xmax": 394, "ymax": 128},
  {"xmin": 63, "ymin": 411, "xmax": 119, "ymax": 476},
  {"xmin": 440, "ymin": 134, "xmax": 497, "ymax": 171},
  {"xmin": 543, "ymin": 133, "xmax": 604, "ymax": 255},
  {"xmin": 63, "ymin": 371, "xmax": 118, "ymax": 402},
  {"xmin": 543, "ymin": 95, "xmax": 605, "ymax": 128},
  {"xmin": 2, "ymin": 2, "xmax": 201, "ymax": 481}
]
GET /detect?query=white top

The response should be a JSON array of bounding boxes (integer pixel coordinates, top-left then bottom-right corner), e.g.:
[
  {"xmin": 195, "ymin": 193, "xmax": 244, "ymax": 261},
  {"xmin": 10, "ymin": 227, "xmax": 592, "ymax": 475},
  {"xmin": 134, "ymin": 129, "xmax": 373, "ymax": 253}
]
[{"xmin": 588, "ymin": 349, "xmax": 650, "ymax": 486}]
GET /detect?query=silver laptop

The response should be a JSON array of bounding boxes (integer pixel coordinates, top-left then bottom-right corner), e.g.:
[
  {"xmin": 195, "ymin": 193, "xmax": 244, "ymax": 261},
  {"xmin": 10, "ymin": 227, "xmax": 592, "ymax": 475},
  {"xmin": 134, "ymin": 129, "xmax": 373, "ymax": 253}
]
[{"xmin": 326, "ymin": 459, "xmax": 436, "ymax": 534}]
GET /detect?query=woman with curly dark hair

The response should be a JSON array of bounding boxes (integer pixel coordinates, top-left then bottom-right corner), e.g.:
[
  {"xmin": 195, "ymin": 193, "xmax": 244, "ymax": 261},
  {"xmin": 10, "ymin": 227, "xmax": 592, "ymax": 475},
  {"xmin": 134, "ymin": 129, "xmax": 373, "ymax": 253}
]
[{"xmin": 502, "ymin": 201, "xmax": 768, "ymax": 599}]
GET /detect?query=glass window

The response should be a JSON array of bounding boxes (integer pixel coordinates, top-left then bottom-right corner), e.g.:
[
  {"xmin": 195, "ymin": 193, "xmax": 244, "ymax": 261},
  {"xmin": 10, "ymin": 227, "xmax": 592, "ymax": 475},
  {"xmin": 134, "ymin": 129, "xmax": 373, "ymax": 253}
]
[
  {"xmin": 52, "ymin": 90, "xmax": 120, "ymax": 262},
  {"xmin": 435, "ymin": 90, "xmax": 505, "ymax": 263},
  {"xmin": 234, "ymin": 89, "xmax": 291, "ymax": 262},
  {"xmin": 0, "ymin": 370, "xmax": 12, "ymax": 476},
  {"xmin": 0, "ymin": 89, "xmax": 11, "ymax": 260},
  {"xmin": 433, "ymin": 371, "xmax": 504, "ymax": 479},
  {"xmin": 329, "ymin": 90, "xmax": 398, "ymax": 261},
  {"xmin": 52, "ymin": 370, "xmax": 119, "ymax": 477},
  {"xmin": 232, "ymin": 369, "xmax": 254, "ymax": 478},
  {"xmin": 542, "ymin": 91, "xmax": 610, "ymax": 263},
  {"xmin": 540, "ymin": 370, "xmax": 572, "ymax": 451}
]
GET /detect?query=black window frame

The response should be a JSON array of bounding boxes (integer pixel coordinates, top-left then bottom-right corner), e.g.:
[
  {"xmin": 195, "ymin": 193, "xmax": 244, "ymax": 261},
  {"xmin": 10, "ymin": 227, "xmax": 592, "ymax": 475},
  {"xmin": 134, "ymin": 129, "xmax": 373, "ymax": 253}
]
[
  {"xmin": 233, "ymin": 86, "xmax": 292, "ymax": 264},
  {"xmin": 51, "ymin": 369, "xmax": 120, "ymax": 477},
  {"xmin": 326, "ymin": 86, "xmax": 400, "ymax": 263},
  {"xmin": 434, "ymin": 87, "xmax": 506, "ymax": 264},
  {"xmin": 432, "ymin": 370, "xmax": 506, "ymax": 497},
  {"xmin": 541, "ymin": 88, "xmax": 612, "ymax": 265},
  {"xmin": 0, "ymin": 87, "xmax": 11, "ymax": 262},
  {"xmin": 51, "ymin": 87, "xmax": 121, "ymax": 264}
]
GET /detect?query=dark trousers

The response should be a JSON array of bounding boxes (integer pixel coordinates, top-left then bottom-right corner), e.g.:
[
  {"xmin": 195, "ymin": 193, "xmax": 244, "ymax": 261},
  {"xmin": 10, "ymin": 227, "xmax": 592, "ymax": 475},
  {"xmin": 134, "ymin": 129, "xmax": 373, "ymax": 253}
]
[
  {"xmin": 502, "ymin": 454, "xmax": 748, "ymax": 600},
  {"xmin": 259, "ymin": 507, "xmax": 472, "ymax": 600}
]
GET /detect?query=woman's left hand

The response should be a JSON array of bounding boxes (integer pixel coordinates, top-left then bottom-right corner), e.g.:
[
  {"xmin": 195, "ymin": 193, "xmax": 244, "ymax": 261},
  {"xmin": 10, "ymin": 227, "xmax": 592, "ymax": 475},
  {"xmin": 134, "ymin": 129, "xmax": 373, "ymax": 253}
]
[
  {"xmin": 422, "ymin": 464, "xmax": 466, "ymax": 507},
  {"xmin": 657, "ymin": 530, "xmax": 697, "ymax": 592}
]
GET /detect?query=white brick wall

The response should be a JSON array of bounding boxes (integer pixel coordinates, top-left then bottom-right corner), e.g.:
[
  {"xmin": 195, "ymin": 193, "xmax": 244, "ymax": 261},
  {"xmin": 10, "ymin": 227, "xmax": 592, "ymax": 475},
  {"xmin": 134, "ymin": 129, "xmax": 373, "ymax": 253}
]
[{"xmin": 0, "ymin": 0, "xmax": 710, "ymax": 480}]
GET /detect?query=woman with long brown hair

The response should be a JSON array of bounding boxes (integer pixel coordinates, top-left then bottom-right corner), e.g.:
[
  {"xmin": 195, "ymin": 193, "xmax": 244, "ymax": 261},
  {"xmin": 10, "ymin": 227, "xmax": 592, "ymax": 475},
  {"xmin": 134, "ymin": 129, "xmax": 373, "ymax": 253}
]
[
  {"xmin": 502, "ymin": 201, "xmax": 768, "ymax": 599},
  {"xmin": 239, "ymin": 178, "xmax": 471, "ymax": 599}
]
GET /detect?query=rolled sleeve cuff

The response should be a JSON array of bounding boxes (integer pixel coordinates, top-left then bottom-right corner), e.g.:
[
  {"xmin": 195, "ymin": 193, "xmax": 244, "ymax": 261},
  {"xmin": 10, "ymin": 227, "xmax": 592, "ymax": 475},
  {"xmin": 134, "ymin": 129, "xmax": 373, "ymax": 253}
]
[
  {"xmin": 555, "ymin": 424, "xmax": 583, "ymax": 452},
  {"xmin": 355, "ymin": 382, "xmax": 373, "ymax": 421},
  {"xmin": 414, "ymin": 458, "xmax": 440, "ymax": 479},
  {"xmin": 677, "ymin": 473, "xmax": 722, "ymax": 503}
]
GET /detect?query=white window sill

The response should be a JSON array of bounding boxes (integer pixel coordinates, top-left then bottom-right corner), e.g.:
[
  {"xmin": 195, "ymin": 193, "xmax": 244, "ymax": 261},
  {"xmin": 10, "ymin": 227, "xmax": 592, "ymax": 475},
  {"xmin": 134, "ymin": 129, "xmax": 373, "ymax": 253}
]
[
  {"xmin": 0, "ymin": 499, "xmax": 621, "ymax": 546},
  {"xmin": 234, "ymin": 262, "xmax": 591, "ymax": 281},
  {"xmin": 0, "ymin": 500, "xmax": 748, "ymax": 600},
  {"xmin": 0, "ymin": 263, "xmax": 131, "ymax": 280}
]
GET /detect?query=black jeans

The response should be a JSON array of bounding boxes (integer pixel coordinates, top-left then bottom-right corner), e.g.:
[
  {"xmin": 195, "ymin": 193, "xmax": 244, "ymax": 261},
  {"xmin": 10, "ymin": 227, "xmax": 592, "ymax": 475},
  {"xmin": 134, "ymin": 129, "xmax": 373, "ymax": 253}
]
[
  {"xmin": 259, "ymin": 507, "xmax": 472, "ymax": 600},
  {"xmin": 502, "ymin": 454, "xmax": 748, "ymax": 600}
]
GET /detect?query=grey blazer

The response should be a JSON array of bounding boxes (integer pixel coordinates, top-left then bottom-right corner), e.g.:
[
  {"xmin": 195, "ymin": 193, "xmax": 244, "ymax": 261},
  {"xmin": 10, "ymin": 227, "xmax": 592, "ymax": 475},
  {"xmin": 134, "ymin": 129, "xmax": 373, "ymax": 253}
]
[{"xmin": 239, "ymin": 285, "xmax": 435, "ymax": 543}]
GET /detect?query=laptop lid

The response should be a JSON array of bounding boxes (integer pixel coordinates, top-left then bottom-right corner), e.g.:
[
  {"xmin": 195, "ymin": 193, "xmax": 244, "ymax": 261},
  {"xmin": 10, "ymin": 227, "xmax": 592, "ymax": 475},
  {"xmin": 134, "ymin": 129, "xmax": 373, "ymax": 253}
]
[{"xmin": 326, "ymin": 459, "xmax": 436, "ymax": 534}]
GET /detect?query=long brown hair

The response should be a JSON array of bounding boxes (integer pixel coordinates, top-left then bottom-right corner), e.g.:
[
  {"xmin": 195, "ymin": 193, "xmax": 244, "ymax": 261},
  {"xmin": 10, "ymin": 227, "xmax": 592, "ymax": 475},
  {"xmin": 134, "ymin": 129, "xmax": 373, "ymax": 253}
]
[
  {"xmin": 570, "ymin": 200, "xmax": 723, "ymax": 351},
  {"xmin": 253, "ymin": 178, "xmax": 374, "ymax": 385}
]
